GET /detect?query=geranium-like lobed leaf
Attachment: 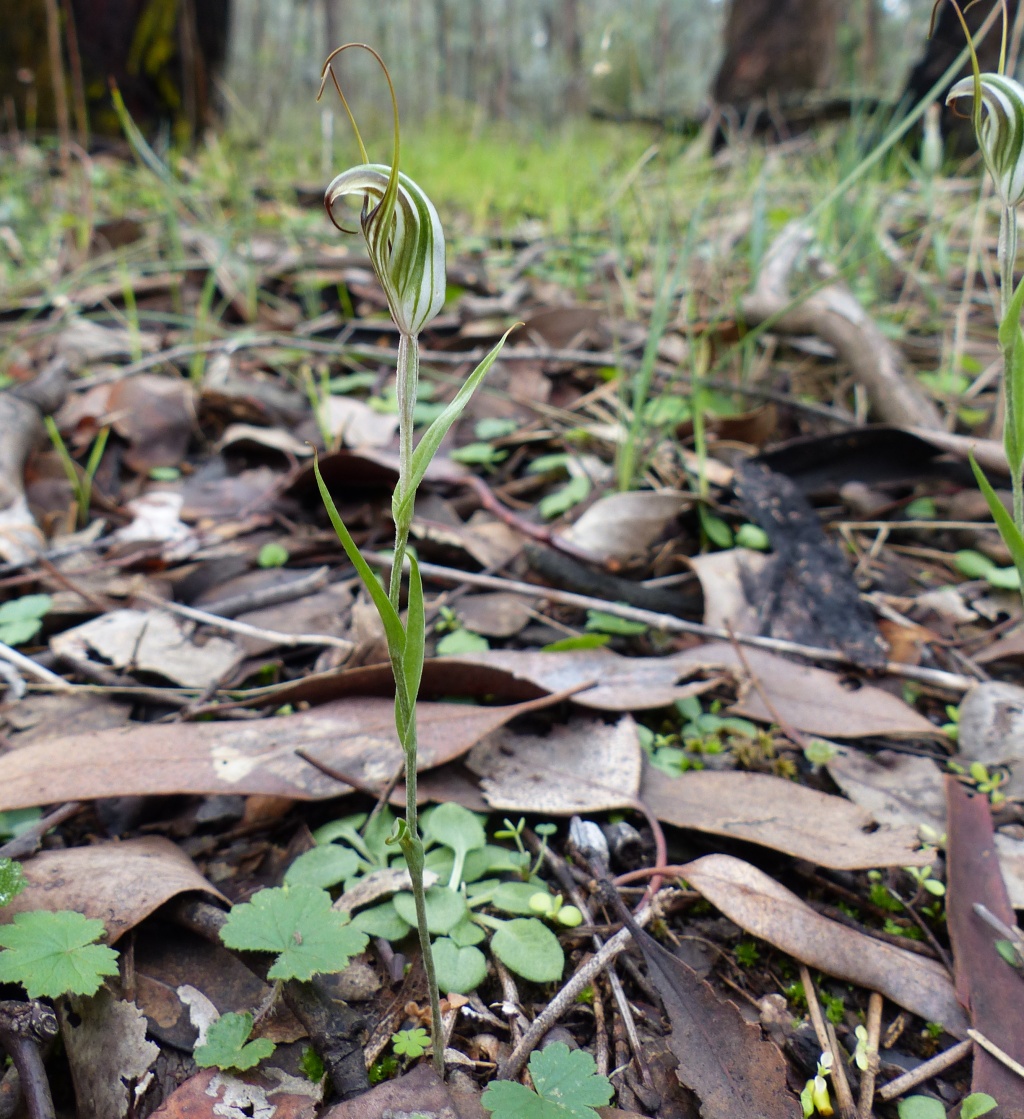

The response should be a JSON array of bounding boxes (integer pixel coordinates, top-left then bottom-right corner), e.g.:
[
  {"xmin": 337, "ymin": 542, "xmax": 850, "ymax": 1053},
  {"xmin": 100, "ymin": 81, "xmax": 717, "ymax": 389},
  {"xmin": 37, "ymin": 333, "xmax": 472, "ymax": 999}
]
[
  {"xmin": 481, "ymin": 1042, "xmax": 612, "ymax": 1119},
  {"xmin": 0, "ymin": 910, "xmax": 118, "ymax": 998},
  {"xmin": 0, "ymin": 858, "xmax": 26, "ymax": 907},
  {"xmin": 194, "ymin": 1011, "xmax": 276, "ymax": 1071},
  {"xmin": 220, "ymin": 885, "xmax": 368, "ymax": 981}
]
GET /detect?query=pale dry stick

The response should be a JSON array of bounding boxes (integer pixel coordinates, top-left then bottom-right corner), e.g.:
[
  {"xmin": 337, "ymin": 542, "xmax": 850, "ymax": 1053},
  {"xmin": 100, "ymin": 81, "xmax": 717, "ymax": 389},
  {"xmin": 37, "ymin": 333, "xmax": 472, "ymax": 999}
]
[
  {"xmin": 825, "ymin": 1019, "xmax": 858, "ymax": 1119},
  {"xmin": 968, "ymin": 1028, "xmax": 1024, "ymax": 1082},
  {"xmin": 0, "ymin": 643, "xmax": 70, "ymax": 690},
  {"xmin": 592, "ymin": 981, "xmax": 609, "ymax": 1078},
  {"xmin": 135, "ymin": 591, "xmax": 354, "ymax": 650},
  {"xmin": 363, "ymin": 552, "xmax": 978, "ymax": 694},
  {"xmin": 497, "ymin": 905, "xmax": 656, "ymax": 1081},
  {"xmin": 857, "ymin": 992, "xmax": 884, "ymax": 1119},
  {"xmin": 492, "ymin": 957, "xmax": 526, "ymax": 1051},
  {"xmin": 528, "ymin": 834, "xmax": 654, "ymax": 1091},
  {"xmin": 800, "ymin": 964, "xmax": 855, "ymax": 1119},
  {"xmin": 876, "ymin": 1037, "xmax": 973, "ymax": 1102},
  {"xmin": 973, "ymin": 901, "xmax": 1024, "ymax": 964}
]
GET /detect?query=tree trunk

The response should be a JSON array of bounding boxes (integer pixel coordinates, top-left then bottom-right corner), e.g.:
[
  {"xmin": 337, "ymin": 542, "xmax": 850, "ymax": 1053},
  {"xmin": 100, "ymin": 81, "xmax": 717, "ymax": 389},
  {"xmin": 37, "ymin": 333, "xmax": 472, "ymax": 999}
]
[
  {"xmin": 712, "ymin": 0, "xmax": 840, "ymax": 104},
  {"xmin": 1, "ymin": 0, "xmax": 228, "ymax": 141}
]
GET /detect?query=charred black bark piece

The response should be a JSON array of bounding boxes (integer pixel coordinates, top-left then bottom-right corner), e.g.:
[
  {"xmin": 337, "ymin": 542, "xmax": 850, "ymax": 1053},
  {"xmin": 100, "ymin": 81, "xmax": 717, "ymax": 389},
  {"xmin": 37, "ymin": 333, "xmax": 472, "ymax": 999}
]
[{"xmin": 734, "ymin": 458, "xmax": 888, "ymax": 670}]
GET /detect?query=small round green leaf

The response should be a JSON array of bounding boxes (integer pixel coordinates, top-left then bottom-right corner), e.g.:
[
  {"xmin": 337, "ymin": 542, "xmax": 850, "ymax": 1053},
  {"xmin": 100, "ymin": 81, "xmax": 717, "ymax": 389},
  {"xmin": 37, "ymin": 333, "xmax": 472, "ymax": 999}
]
[
  {"xmin": 257, "ymin": 542, "xmax": 289, "ymax": 568},
  {"xmin": 490, "ymin": 917, "xmax": 564, "ymax": 983},
  {"xmin": 392, "ymin": 886, "xmax": 466, "ymax": 935},
  {"xmin": 448, "ymin": 915, "xmax": 486, "ymax": 947},
  {"xmin": 194, "ymin": 1011, "xmax": 276, "ymax": 1071},
  {"xmin": 961, "ymin": 1094, "xmax": 998, "ymax": 1119},
  {"xmin": 491, "ymin": 881, "xmax": 551, "ymax": 916},
  {"xmin": 897, "ymin": 1097, "xmax": 946, "ymax": 1119},
  {"xmin": 432, "ymin": 937, "xmax": 488, "ymax": 994},
  {"xmin": 284, "ymin": 845, "xmax": 361, "ymax": 890},
  {"xmin": 351, "ymin": 901, "xmax": 411, "ymax": 942}
]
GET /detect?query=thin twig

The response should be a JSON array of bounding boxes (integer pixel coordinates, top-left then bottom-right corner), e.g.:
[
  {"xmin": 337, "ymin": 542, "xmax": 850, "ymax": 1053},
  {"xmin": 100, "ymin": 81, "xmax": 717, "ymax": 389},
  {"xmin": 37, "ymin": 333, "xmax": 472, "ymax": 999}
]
[
  {"xmin": 857, "ymin": 992, "xmax": 883, "ymax": 1119},
  {"xmin": 0, "ymin": 803, "xmax": 82, "ymax": 860},
  {"xmin": 363, "ymin": 551, "xmax": 977, "ymax": 693},
  {"xmin": 826, "ymin": 1019, "xmax": 858, "ymax": 1119},
  {"xmin": 497, "ymin": 905, "xmax": 655, "ymax": 1080},
  {"xmin": 876, "ymin": 1038, "xmax": 972, "ymax": 1101},
  {"xmin": 135, "ymin": 590, "xmax": 353, "ymax": 650},
  {"xmin": 968, "ymin": 1028, "xmax": 1024, "ymax": 1082},
  {"xmin": 800, "ymin": 964, "xmax": 855, "ymax": 1119},
  {"xmin": 0, "ymin": 644, "xmax": 70, "ymax": 689}
]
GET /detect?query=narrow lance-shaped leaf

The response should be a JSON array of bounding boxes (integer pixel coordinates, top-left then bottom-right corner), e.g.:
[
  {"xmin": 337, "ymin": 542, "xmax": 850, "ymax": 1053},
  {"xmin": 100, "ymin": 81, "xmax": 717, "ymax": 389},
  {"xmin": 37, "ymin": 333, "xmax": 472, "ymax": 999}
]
[
  {"xmin": 396, "ymin": 327, "xmax": 519, "ymax": 525},
  {"xmin": 970, "ymin": 452, "xmax": 1024, "ymax": 580},
  {"xmin": 999, "ymin": 272, "xmax": 1024, "ymax": 476},
  {"xmin": 311, "ymin": 451, "xmax": 406, "ymax": 663}
]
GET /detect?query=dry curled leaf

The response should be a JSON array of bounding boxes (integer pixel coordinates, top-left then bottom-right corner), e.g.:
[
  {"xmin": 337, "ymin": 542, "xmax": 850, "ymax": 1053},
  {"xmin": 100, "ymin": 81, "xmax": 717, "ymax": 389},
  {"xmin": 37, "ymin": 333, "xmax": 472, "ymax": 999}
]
[{"xmin": 681, "ymin": 854, "xmax": 968, "ymax": 1035}]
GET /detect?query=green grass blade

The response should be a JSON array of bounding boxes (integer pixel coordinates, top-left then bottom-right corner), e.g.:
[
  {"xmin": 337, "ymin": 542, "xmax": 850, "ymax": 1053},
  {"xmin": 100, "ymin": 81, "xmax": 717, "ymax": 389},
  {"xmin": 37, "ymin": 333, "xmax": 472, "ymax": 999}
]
[
  {"xmin": 970, "ymin": 452, "xmax": 1024, "ymax": 579},
  {"xmin": 396, "ymin": 327, "xmax": 516, "ymax": 522},
  {"xmin": 311, "ymin": 451, "xmax": 406, "ymax": 661}
]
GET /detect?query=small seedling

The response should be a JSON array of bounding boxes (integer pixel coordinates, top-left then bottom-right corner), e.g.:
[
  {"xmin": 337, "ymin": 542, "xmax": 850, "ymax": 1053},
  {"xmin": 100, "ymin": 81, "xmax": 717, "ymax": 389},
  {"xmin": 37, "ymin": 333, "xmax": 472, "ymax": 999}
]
[
  {"xmin": 194, "ymin": 1011, "xmax": 276, "ymax": 1072},
  {"xmin": 481, "ymin": 1041, "xmax": 612, "ymax": 1119},
  {"xmin": 44, "ymin": 417, "xmax": 109, "ymax": 528},
  {"xmin": 800, "ymin": 1050, "xmax": 833, "ymax": 1118},
  {"xmin": 300, "ymin": 1046, "xmax": 326, "ymax": 1082},
  {"xmin": 528, "ymin": 891, "xmax": 583, "ymax": 928},
  {"xmin": 904, "ymin": 863, "xmax": 946, "ymax": 899},
  {"xmin": 257, "ymin": 542, "xmax": 289, "ymax": 568},
  {"xmin": 734, "ymin": 941, "xmax": 759, "ymax": 968},
  {"xmin": 392, "ymin": 1027, "xmax": 431, "ymax": 1058},
  {"xmin": 852, "ymin": 1025, "xmax": 869, "ymax": 1072},
  {"xmin": 0, "ymin": 594, "xmax": 52, "ymax": 646},
  {"xmin": 527, "ymin": 453, "xmax": 592, "ymax": 519},
  {"xmin": 735, "ymin": 523, "xmax": 770, "ymax": 551}
]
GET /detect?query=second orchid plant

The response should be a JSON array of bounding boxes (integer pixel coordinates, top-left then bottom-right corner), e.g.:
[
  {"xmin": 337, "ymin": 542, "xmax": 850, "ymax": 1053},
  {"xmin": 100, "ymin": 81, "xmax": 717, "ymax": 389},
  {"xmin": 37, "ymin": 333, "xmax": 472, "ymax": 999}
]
[
  {"xmin": 945, "ymin": 0, "xmax": 1024, "ymax": 597},
  {"xmin": 313, "ymin": 44, "xmax": 512, "ymax": 1073}
]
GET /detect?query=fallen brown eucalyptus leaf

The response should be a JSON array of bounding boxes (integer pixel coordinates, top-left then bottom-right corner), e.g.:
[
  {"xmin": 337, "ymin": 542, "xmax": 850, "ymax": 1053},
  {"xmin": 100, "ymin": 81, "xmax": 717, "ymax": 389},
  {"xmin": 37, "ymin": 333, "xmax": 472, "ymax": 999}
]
[
  {"xmin": 468, "ymin": 715, "xmax": 641, "ymax": 813},
  {"xmin": 946, "ymin": 779, "xmax": 1024, "ymax": 1118},
  {"xmin": 0, "ymin": 695, "xmax": 568, "ymax": 811},
  {"xmin": 642, "ymin": 768, "xmax": 929, "ymax": 869},
  {"xmin": 681, "ymin": 854, "xmax": 968, "ymax": 1035},
  {"xmin": 0, "ymin": 837, "xmax": 225, "ymax": 942},
  {"xmin": 627, "ymin": 920, "xmax": 799, "ymax": 1119},
  {"xmin": 320, "ymin": 1062, "xmax": 482, "ymax": 1119},
  {"xmin": 826, "ymin": 748, "xmax": 1024, "ymax": 906}
]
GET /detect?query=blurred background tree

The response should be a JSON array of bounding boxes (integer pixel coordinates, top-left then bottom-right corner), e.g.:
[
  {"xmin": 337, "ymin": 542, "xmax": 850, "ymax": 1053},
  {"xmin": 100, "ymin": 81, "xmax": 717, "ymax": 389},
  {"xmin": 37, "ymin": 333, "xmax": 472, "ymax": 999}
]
[{"xmin": 2, "ymin": 0, "xmax": 1013, "ymax": 145}]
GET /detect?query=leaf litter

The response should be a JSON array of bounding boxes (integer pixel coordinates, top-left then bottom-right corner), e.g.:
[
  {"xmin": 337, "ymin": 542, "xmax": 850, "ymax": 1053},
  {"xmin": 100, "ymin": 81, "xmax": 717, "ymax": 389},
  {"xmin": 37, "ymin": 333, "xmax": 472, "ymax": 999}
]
[{"xmin": 3, "ymin": 105, "xmax": 1024, "ymax": 1119}]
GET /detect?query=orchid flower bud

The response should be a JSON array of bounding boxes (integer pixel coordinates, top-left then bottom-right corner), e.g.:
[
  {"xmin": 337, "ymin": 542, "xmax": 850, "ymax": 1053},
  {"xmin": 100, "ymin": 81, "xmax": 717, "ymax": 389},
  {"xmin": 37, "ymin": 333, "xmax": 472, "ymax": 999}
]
[
  {"xmin": 947, "ymin": 72, "xmax": 1024, "ymax": 209},
  {"xmin": 325, "ymin": 162, "xmax": 446, "ymax": 337}
]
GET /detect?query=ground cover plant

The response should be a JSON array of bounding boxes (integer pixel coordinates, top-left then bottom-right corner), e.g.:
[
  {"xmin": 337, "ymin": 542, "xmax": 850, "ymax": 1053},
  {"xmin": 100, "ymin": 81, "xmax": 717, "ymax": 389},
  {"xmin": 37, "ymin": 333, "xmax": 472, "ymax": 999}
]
[{"xmin": 4, "ymin": 11, "xmax": 1024, "ymax": 1119}]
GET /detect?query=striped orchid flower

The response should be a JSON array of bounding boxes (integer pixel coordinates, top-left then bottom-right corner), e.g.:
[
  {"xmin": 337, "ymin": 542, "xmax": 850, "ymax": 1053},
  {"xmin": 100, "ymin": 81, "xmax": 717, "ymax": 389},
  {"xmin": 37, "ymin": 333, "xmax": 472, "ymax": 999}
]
[
  {"xmin": 320, "ymin": 45, "xmax": 446, "ymax": 337},
  {"xmin": 947, "ymin": 71, "xmax": 1024, "ymax": 209}
]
